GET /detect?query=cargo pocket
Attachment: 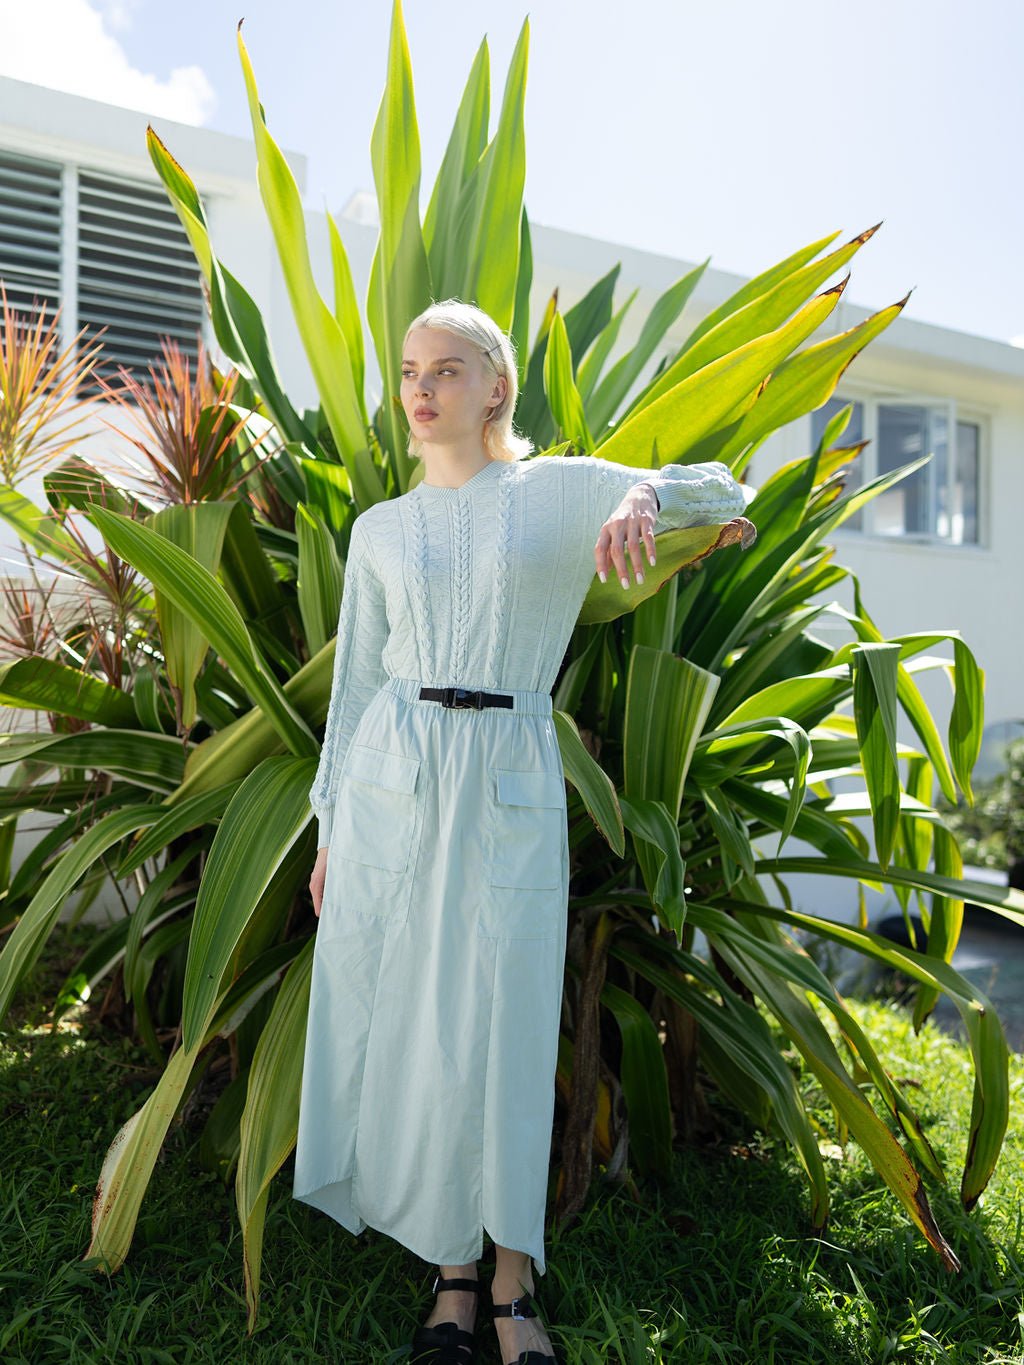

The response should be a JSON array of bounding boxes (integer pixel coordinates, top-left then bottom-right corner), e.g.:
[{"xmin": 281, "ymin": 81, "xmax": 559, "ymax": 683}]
[
  {"xmin": 324, "ymin": 743, "xmax": 423, "ymax": 928},
  {"xmin": 480, "ymin": 767, "xmax": 567, "ymax": 940}
]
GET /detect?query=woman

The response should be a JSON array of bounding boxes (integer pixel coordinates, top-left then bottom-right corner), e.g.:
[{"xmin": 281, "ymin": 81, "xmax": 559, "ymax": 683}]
[{"xmin": 292, "ymin": 298, "xmax": 748, "ymax": 1364}]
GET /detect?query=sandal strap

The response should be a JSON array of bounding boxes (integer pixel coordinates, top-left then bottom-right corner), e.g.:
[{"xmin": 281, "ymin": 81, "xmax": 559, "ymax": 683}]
[
  {"xmin": 410, "ymin": 1319, "xmax": 477, "ymax": 1363},
  {"xmin": 432, "ymin": 1273, "xmax": 483, "ymax": 1294},
  {"xmin": 492, "ymin": 1289, "xmax": 538, "ymax": 1320}
]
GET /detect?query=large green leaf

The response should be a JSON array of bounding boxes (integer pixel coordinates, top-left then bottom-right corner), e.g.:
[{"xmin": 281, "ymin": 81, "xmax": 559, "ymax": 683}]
[
  {"xmin": 543, "ymin": 312, "xmax": 593, "ymax": 451},
  {"xmin": 0, "ymin": 657, "xmax": 136, "ymax": 727},
  {"xmin": 599, "ymin": 979, "xmax": 673, "ymax": 1177},
  {"xmin": 0, "ymin": 484, "xmax": 94, "ymax": 574},
  {"xmin": 145, "ymin": 126, "xmax": 315, "ymax": 453},
  {"xmin": 682, "ymin": 228, "xmax": 846, "ymax": 352},
  {"xmin": 635, "ymin": 229, "xmax": 875, "ymax": 415},
  {"xmin": 235, "ymin": 22, "xmax": 371, "ymax": 487},
  {"xmin": 219, "ymin": 499, "xmax": 294, "ymax": 655},
  {"xmin": 622, "ymin": 646, "xmax": 719, "ymax": 935},
  {"xmin": 295, "ymin": 502, "xmax": 344, "ymax": 656},
  {"xmin": 704, "ymin": 292, "xmax": 909, "ymax": 471},
  {"xmin": 618, "ymin": 795, "xmax": 687, "ymax": 936},
  {"xmin": 421, "ymin": 36, "xmax": 490, "ymax": 294},
  {"xmin": 87, "ymin": 506, "xmax": 317, "ymax": 758},
  {"xmin": 949, "ymin": 637, "xmax": 985, "ymax": 802},
  {"xmin": 730, "ymin": 897, "xmax": 1012, "ymax": 1211},
  {"xmin": 758, "ymin": 855, "xmax": 1024, "ymax": 930},
  {"xmin": 173, "ymin": 645, "xmax": 333, "ymax": 802},
  {"xmin": 117, "ymin": 782, "xmax": 239, "ymax": 878},
  {"xmin": 366, "ymin": 0, "xmax": 432, "ymax": 479},
  {"xmin": 697, "ymin": 906, "xmax": 958, "ymax": 1270},
  {"xmin": 587, "ymin": 263, "xmax": 707, "ymax": 431},
  {"xmin": 149, "ymin": 502, "xmax": 235, "ymax": 732},
  {"xmin": 613, "ymin": 931, "xmax": 829, "ymax": 1226},
  {"xmin": 462, "ymin": 17, "xmax": 529, "ymax": 332},
  {"xmin": 236, "ymin": 937, "xmax": 315, "ymax": 1331},
  {"xmin": 0, "ymin": 730, "xmax": 186, "ymax": 792},
  {"xmin": 83, "ymin": 1039, "xmax": 201, "ymax": 1272},
  {"xmin": 578, "ymin": 521, "xmax": 750, "ymax": 626},
  {"xmin": 324, "ymin": 209, "xmax": 368, "ymax": 420},
  {"xmin": 624, "ymin": 646, "xmax": 719, "ymax": 824},
  {"xmin": 181, "ymin": 755, "xmax": 316, "ymax": 1049},
  {"xmin": 594, "ymin": 284, "xmax": 843, "ymax": 469},
  {"xmin": 0, "ymin": 804, "xmax": 161, "ymax": 1021},
  {"xmin": 84, "ymin": 937, "xmax": 307, "ymax": 1275},
  {"xmin": 852, "ymin": 643, "xmax": 901, "ymax": 869},
  {"xmin": 552, "ymin": 709, "xmax": 624, "ymax": 856}
]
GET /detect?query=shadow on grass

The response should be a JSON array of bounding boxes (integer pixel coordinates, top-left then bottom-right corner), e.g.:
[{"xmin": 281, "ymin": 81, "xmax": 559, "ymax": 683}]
[{"xmin": 1, "ymin": 960, "xmax": 1022, "ymax": 1363}]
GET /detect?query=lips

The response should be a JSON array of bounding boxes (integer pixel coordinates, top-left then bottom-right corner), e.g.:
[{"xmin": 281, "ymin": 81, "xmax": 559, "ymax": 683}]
[{"xmin": 415, "ymin": 408, "xmax": 437, "ymax": 419}]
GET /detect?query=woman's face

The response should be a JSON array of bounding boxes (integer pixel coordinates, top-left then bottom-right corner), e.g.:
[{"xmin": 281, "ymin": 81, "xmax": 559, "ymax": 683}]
[{"xmin": 400, "ymin": 326, "xmax": 506, "ymax": 448}]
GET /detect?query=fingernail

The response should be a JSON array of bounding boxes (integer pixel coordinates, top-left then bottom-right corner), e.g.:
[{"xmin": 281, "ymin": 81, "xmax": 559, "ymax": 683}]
[
  {"xmin": 648, "ymin": 552, "xmax": 655, "ymax": 566},
  {"xmin": 598, "ymin": 569, "xmax": 606, "ymax": 583},
  {"xmin": 636, "ymin": 572, "xmax": 644, "ymax": 585},
  {"xmin": 620, "ymin": 576, "xmax": 629, "ymax": 590}
]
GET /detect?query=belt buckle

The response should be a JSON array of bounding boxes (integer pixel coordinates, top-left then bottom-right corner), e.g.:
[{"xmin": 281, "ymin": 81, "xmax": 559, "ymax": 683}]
[{"xmin": 441, "ymin": 686, "xmax": 483, "ymax": 709}]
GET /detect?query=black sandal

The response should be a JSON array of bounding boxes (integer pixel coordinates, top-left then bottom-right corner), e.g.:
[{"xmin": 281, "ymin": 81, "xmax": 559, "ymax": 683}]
[
  {"xmin": 491, "ymin": 1288, "xmax": 558, "ymax": 1365},
  {"xmin": 409, "ymin": 1272, "xmax": 482, "ymax": 1364}
]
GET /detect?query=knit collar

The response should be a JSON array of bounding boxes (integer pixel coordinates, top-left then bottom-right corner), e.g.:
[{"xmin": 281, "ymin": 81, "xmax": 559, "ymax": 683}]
[{"xmin": 413, "ymin": 459, "xmax": 506, "ymax": 499}]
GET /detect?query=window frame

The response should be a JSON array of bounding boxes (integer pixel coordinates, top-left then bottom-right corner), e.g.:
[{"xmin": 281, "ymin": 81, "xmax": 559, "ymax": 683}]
[
  {"xmin": 811, "ymin": 383, "xmax": 989, "ymax": 551},
  {"xmin": 1, "ymin": 144, "xmax": 214, "ymax": 377}
]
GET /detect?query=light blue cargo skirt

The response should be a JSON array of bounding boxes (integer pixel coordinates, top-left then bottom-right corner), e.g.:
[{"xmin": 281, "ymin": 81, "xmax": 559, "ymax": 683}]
[{"xmin": 292, "ymin": 674, "xmax": 569, "ymax": 1275}]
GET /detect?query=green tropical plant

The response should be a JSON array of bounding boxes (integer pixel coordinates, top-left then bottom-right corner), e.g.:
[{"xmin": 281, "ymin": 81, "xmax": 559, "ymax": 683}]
[{"xmin": 1, "ymin": 0, "xmax": 1022, "ymax": 1334}]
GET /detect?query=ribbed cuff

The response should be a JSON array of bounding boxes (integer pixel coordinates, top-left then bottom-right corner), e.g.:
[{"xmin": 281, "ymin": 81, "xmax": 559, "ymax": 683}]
[{"xmin": 316, "ymin": 810, "xmax": 332, "ymax": 849}]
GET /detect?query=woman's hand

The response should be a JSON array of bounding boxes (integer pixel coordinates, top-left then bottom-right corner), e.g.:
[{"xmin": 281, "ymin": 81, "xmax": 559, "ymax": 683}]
[
  {"xmin": 594, "ymin": 482, "xmax": 658, "ymax": 589},
  {"xmin": 310, "ymin": 845, "xmax": 329, "ymax": 918}
]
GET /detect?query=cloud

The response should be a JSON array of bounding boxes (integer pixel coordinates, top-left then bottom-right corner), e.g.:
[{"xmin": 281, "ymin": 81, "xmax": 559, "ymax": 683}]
[{"xmin": 0, "ymin": 0, "xmax": 216, "ymax": 124}]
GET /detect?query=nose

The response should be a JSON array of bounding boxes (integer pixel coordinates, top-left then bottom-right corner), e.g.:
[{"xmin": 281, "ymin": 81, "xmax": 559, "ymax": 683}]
[{"xmin": 415, "ymin": 377, "xmax": 432, "ymax": 400}]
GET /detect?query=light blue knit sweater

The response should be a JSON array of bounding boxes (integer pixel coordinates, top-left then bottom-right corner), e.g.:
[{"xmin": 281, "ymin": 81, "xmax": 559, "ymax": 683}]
[{"xmin": 310, "ymin": 454, "xmax": 748, "ymax": 845}]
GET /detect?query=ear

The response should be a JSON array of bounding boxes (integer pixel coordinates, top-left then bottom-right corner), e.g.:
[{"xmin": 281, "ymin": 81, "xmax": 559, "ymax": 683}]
[{"xmin": 491, "ymin": 374, "xmax": 508, "ymax": 406}]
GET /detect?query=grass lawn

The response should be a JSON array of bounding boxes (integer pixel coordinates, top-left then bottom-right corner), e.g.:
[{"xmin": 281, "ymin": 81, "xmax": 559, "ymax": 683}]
[{"xmin": 2, "ymin": 925, "xmax": 1022, "ymax": 1364}]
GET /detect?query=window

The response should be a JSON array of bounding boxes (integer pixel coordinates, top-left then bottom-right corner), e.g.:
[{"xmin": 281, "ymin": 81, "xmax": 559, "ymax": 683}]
[
  {"xmin": 0, "ymin": 149, "xmax": 206, "ymax": 394},
  {"xmin": 811, "ymin": 393, "xmax": 983, "ymax": 546},
  {"xmin": 0, "ymin": 151, "xmax": 62, "ymax": 326}
]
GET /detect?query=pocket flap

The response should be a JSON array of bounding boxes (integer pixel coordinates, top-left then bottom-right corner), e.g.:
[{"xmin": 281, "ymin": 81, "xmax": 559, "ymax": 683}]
[
  {"xmin": 346, "ymin": 744, "xmax": 420, "ymax": 795},
  {"xmin": 495, "ymin": 768, "xmax": 565, "ymax": 809}
]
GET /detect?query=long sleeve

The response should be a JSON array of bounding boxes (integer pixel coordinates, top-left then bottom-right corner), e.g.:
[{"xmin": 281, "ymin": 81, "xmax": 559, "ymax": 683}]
[
  {"xmin": 308, "ymin": 515, "xmax": 389, "ymax": 848},
  {"xmin": 568, "ymin": 455, "xmax": 749, "ymax": 538}
]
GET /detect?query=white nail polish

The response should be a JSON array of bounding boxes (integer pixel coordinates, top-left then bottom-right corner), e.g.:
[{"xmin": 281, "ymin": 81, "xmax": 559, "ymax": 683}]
[
  {"xmin": 636, "ymin": 572, "xmax": 644, "ymax": 585},
  {"xmin": 620, "ymin": 576, "xmax": 629, "ymax": 590},
  {"xmin": 598, "ymin": 569, "xmax": 606, "ymax": 583}
]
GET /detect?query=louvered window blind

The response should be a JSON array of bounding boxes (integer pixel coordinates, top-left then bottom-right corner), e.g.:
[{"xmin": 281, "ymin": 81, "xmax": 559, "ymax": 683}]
[
  {"xmin": 0, "ymin": 149, "xmax": 206, "ymax": 391},
  {"xmin": 0, "ymin": 150, "xmax": 62, "ymax": 328}
]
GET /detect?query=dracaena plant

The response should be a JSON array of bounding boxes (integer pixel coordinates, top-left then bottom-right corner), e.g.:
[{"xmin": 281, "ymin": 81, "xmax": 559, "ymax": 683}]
[{"xmin": 0, "ymin": 0, "xmax": 1022, "ymax": 1335}]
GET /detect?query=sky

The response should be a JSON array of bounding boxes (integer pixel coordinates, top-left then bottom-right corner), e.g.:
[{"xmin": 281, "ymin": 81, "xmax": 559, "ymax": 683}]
[{"xmin": 1, "ymin": 0, "xmax": 1020, "ymax": 346}]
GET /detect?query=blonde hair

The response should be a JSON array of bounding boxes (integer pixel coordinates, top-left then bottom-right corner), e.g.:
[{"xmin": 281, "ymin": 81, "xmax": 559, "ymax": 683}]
[{"xmin": 402, "ymin": 298, "xmax": 534, "ymax": 463}]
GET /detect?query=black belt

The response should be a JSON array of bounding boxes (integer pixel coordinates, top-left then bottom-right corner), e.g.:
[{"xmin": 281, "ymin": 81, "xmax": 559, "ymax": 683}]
[{"xmin": 419, "ymin": 686, "xmax": 514, "ymax": 710}]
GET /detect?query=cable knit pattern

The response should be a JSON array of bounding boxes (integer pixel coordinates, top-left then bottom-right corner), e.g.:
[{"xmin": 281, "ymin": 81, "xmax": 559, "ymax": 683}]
[
  {"xmin": 484, "ymin": 462, "xmax": 515, "ymax": 687},
  {"xmin": 403, "ymin": 493, "xmax": 432, "ymax": 676},
  {"xmin": 450, "ymin": 499, "xmax": 473, "ymax": 682},
  {"xmin": 307, "ymin": 454, "xmax": 747, "ymax": 845}
]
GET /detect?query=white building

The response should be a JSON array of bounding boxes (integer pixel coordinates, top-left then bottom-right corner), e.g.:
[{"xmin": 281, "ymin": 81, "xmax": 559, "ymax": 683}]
[{"xmin": 1, "ymin": 74, "xmax": 1021, "ymax": 850}]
